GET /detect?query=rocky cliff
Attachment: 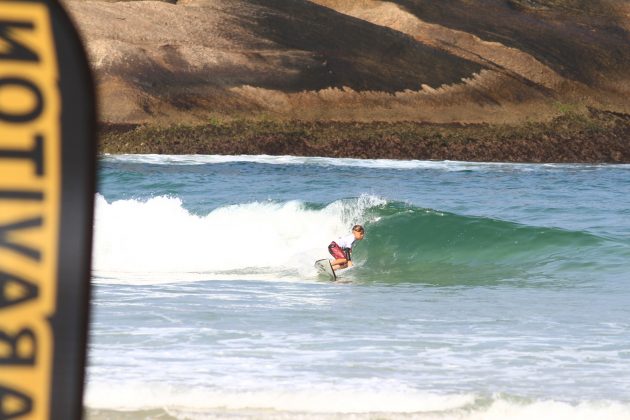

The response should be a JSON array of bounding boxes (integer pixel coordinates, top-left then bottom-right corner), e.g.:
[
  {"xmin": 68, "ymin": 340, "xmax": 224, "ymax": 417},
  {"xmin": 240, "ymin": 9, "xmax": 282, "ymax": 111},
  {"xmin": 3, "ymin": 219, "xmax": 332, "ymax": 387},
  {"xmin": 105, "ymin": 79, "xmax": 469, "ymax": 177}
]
[{"xmin": 65, "ymin": 0, "xmax": 630, "ymax": 124}]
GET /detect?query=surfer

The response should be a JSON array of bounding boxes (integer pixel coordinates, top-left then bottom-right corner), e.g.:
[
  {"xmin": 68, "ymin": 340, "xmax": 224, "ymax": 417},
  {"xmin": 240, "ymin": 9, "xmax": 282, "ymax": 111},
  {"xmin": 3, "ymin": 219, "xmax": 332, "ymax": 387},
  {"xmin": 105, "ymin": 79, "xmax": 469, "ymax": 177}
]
[{"xmin": 328, "ymin": 225, "xmax": 365, "ymax": 271}]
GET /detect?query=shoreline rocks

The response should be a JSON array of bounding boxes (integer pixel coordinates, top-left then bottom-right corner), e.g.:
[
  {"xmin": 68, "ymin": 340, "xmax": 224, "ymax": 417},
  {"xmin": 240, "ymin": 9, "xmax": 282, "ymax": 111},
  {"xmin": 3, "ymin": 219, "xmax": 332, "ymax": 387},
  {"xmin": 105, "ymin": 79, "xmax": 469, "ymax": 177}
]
[{"xmin": 99, "ymin": 110, "xmax": 630, "ymax": 163}]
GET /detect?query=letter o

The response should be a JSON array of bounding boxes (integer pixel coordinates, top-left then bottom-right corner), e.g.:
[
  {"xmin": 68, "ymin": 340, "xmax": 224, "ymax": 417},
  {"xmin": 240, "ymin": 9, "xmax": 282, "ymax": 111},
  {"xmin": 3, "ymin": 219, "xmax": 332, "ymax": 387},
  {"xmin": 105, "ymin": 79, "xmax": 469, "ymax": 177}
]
[{"xmin": 0, "ymin": 77, "xmax": 44, "ymax": 123}]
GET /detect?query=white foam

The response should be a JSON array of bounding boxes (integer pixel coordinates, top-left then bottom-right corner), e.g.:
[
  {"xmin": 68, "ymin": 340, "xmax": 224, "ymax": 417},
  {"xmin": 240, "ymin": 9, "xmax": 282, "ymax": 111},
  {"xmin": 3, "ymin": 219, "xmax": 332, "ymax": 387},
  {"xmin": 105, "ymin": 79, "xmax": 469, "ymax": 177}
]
[
  {"xmin": 92, "ymin": 194, "xmax": 384, "ymax": 283},
  {"xmin": 84, "ymin": 382, "xmax": 474, "ymax": 413},
  {"xmin": 84, "ymin": 382, "xmax": 630, "ymax": 419},
  {"xmin": 102, "ymin": 154, "xmax": 630, "ymax": 171},
  {"xmin": 463, "ymin": 398, "xmax": 630, "ymax": 420}
]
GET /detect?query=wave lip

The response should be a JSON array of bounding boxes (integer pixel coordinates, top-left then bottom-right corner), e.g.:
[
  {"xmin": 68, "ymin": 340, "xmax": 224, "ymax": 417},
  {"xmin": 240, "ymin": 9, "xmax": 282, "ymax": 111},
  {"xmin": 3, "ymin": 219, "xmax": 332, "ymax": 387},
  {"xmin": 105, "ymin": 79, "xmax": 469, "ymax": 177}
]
[
  {"xmin": 92, "ymin": 194, "xmax": 627, "ymax": 285},
  {"xmin": 359, "ymin": 202, "xmax": 628, "ymax": 284}
]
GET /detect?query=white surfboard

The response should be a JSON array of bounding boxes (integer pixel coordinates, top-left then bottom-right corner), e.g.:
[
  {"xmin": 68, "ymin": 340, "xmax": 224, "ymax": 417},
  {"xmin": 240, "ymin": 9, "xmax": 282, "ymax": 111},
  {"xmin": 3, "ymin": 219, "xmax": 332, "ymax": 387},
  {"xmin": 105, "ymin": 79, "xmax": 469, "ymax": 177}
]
[{"xmin": 314, "ymin": 259, "xmax": 337, "ymax": 281}]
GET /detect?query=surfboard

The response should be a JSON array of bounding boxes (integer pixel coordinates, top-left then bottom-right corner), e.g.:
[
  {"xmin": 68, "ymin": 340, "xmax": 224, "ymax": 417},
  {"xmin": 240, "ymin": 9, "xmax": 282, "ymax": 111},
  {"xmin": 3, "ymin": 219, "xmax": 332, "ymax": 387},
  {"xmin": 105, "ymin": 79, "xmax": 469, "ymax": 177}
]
[{"xmin": 314, "ymin": 259, "xmax": 337, "ymax": 281}]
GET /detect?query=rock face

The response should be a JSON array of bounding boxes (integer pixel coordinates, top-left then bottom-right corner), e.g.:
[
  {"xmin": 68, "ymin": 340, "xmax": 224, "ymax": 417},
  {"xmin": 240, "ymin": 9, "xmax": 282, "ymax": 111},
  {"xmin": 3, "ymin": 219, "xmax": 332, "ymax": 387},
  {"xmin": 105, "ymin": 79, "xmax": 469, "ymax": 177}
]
[{"xmin": 64, "ymin": 0, "xmax": 630, "ymax": 124}]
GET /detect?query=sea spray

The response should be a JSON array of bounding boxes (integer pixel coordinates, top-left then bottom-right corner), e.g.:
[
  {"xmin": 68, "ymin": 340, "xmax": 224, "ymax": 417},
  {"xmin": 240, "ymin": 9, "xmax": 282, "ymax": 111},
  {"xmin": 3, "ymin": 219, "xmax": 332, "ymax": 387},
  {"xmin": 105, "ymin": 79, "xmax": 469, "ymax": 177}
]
[{"xmin": 92, "ymin": 194, "xmax": 386, "ymax": 279}]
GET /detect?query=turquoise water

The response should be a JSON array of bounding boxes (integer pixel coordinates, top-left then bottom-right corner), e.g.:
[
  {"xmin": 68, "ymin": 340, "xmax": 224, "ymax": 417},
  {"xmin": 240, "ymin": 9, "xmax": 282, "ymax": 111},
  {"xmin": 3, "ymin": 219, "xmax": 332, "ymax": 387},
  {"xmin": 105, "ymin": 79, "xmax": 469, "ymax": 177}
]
[{"xmin": 87, "ymin": 155, "xmax": 630, "ymax": 419}]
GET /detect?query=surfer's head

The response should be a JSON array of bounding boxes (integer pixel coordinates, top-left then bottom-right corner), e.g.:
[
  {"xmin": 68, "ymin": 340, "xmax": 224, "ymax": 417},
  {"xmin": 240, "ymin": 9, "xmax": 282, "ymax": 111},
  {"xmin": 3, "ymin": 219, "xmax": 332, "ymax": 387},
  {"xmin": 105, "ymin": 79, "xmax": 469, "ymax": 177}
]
[{"xmin": 352, "ymin": 225, "xmax": 365, "ymax": 241}]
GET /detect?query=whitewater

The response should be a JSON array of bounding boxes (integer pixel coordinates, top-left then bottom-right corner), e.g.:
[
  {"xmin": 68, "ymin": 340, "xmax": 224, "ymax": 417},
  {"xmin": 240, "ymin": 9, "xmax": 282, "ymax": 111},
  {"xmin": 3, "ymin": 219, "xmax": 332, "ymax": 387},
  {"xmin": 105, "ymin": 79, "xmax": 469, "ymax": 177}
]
[{"xmin": 87, "ymin": 155, "xmax": 630, "ymax": 419}]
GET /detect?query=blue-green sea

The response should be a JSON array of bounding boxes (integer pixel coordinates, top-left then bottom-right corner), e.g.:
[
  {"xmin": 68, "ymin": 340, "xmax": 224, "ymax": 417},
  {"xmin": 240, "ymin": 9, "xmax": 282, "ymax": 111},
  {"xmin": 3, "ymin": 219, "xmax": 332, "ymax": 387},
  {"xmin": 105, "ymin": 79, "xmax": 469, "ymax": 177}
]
[{"xmin": 87, "ymin": 155, "xmax": 630, "ymax": 419}]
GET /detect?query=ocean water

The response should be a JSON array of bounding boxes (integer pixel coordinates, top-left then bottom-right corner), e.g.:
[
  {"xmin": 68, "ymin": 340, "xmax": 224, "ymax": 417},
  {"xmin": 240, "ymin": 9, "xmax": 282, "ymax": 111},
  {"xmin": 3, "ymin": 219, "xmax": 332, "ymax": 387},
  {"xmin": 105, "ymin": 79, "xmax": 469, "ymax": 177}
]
[{"xmin": 86, "ymin": 155, "xmax": 630, "ymax": 419}]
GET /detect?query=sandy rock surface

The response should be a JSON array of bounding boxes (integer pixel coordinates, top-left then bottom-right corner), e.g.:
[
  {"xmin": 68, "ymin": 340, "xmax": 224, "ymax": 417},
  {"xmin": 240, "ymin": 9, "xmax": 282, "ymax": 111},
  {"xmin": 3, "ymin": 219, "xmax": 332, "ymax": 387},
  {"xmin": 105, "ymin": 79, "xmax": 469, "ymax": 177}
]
[{"xmin": 63, "ymin": 0, "xmax": 630, "ymax": 124}]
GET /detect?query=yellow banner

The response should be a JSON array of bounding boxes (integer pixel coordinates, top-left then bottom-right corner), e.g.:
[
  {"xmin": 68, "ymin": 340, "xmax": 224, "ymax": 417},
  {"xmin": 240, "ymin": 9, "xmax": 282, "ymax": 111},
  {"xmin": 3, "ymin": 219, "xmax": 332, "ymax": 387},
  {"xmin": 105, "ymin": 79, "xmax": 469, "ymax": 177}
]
[{"xmin": 0, "ymin": 2, "xmax": 61, "ymax": 419}]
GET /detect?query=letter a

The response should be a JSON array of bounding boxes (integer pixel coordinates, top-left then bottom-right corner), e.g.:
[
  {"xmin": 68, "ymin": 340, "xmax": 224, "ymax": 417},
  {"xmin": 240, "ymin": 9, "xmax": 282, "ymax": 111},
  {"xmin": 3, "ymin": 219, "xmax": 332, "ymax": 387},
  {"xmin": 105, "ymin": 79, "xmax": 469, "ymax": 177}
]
[
  {"xmin": 0, "ymin": 385, "xmax": 33, "ymax": 419},
  {"xmin": 0, "ymin": 270, "xmax": 38, "ymax": 309}
]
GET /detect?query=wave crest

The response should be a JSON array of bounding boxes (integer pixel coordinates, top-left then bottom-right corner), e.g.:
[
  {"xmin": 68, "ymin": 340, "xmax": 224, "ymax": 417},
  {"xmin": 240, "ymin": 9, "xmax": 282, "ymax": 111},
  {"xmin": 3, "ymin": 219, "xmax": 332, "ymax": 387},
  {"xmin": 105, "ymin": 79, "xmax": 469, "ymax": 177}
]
[
  {"xmin": 92, "ymin": 194, "xmax": 385, "ymax": 281},
  {"xmin": 93, "ymin": 195, "xmax": 625, "ymax": 284}
]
